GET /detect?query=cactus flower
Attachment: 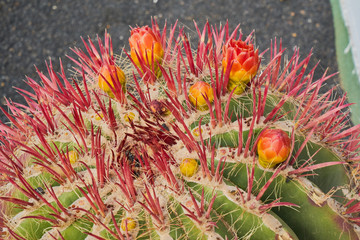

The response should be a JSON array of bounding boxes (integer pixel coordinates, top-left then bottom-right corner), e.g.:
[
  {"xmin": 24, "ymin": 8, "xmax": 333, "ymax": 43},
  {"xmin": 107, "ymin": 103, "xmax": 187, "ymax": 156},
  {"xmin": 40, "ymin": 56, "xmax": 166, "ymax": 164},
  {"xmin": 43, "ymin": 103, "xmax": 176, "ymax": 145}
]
[
  {"xmin": 98, "ymin": 65, "xmax": 126, "ymax": 96},
  {"xmin": 1, "ymin": 21, "xmax": 359, "ymax": 240},
  {"xmin": 180, "ymin": 158, "xmax": 198, "ymax": 177},
  {"xmin": 257, "ymin": 129, "xmax": 291, "ymax": 168},
  {"xmin": 129, "ymin": 26, "xmax": 164, "ymax": 73},
  {"xmin": 189, "ymin": 81, "xmax": 214, "ymax": 110},
  {"xmin": 222, "ymin": 39, "xmax": 259, "ymax": 94}
]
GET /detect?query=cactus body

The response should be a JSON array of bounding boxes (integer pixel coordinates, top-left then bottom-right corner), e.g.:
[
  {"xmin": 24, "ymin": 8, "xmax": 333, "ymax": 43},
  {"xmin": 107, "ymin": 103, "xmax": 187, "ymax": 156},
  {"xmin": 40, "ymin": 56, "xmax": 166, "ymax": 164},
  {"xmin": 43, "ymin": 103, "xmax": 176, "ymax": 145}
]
[{"xmin": 0, "ymin": 20, "xmax": 360, "ymax": 240}]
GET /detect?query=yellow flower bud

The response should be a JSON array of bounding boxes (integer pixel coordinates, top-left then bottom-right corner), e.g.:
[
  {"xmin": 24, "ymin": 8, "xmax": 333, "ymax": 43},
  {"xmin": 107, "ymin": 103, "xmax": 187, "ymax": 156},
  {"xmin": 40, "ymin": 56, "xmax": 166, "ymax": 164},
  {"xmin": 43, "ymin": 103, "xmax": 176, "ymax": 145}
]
[
  {"xmin": 95, "ymin": 113, "xmax": 103, "ymax": 121},
  {"xmin": 68, "ymin": 150, "xmax": 79, "ymax": 164},
  {"xmin": 121, "ymin": 217, "xmax": 137, "ymax": 231},
  {"xmin": 124, "ymin": 112, "xmax": 135, "ymax": 122},
  {"xmin": 180, "ymin": 158, "xmax": 198, "ymax": 177},
  {"xmin": 192, "ymin": 127, "xmax": 202, "ymax": 137}
]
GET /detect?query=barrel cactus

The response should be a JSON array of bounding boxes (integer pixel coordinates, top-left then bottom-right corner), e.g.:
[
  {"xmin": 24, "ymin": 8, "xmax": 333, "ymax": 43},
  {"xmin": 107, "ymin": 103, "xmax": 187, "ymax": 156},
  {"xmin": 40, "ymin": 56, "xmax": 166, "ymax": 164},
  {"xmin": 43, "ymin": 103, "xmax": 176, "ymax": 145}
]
[{"xmin": 1, "ymin": 20, "xmax": 360, "ymax": 240}]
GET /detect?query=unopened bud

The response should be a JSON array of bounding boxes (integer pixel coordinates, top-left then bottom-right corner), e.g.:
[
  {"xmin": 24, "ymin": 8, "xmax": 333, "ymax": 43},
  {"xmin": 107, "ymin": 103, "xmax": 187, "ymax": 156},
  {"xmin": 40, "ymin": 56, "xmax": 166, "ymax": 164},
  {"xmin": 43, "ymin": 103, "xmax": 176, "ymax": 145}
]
[
  {"xmin": 121, "ymin": 217, "xmax": 137, "ymax": 231},
  {"xmin": 180, "ymin": 158, "xmax": 199, "ymax": 177},
  {"xmin": 98, "ymin": 65, "xmax": 126, "ymax": 97},
  {"xmin": 257, "ymin": 129, "xmax": 291, "ymax": 168},
  {"xmin": 188, "ymin": 81, "xmax": 214, "ymax": 111}
]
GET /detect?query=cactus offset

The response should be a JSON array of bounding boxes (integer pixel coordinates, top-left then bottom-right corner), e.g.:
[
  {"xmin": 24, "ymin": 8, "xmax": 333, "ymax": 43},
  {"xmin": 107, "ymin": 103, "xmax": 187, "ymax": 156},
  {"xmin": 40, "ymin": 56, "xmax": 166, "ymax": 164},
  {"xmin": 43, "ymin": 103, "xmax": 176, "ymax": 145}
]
[{"xmin": 0, "ymin": 20, "xmax": 360, "ymax": 240}]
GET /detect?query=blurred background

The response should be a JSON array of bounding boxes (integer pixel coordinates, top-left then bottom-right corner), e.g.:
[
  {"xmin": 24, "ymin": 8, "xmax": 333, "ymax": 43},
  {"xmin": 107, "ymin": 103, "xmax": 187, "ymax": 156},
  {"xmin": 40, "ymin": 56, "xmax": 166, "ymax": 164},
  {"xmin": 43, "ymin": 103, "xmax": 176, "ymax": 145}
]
[{"xmin": 0, "ymin": 0, "xmax": 341, "ymax": 123}]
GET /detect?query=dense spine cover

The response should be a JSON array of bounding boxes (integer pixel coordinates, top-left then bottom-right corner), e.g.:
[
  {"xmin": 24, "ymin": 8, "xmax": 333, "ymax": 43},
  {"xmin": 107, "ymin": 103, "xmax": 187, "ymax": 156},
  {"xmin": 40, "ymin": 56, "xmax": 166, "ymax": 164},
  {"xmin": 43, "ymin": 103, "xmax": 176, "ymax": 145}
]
[{"xmin": 0, "ymin": 20, "xmax": 360, "ymax": 239}]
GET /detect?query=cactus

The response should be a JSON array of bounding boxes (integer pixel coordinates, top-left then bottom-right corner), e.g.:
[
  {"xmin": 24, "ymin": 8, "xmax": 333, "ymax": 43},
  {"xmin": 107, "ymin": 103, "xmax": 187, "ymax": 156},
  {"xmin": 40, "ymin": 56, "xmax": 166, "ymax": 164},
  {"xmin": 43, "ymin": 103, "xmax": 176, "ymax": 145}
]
[{"xmin": 0, "ymin": 20, "xmax": 360, "ymax": 240}]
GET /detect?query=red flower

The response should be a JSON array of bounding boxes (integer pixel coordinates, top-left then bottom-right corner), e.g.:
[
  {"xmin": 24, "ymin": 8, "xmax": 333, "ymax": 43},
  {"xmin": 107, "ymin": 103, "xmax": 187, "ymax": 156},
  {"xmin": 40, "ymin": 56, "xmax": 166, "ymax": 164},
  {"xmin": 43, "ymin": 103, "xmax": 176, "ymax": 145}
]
[{"xmin": 222, "ymin": 39, "xmax": 259, "ymax": 94}]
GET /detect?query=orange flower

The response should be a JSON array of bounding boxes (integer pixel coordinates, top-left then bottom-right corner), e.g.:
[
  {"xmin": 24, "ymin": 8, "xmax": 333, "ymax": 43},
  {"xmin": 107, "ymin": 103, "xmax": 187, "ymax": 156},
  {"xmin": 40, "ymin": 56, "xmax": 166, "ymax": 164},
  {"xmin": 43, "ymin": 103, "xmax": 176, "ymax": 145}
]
[
  {"xmin": 222, "ymin": 39, "xmax": 259, "ymax": 94},
  {"xmin": 129, "ymin": 26, "xmax": 164, "ymax": 71},
  {"xmin": 257, "ymin": 129, "xmax": 291, "ymax": 168},
  {"xmin": 188, "ymin": 81, "xmax": 214, "ymax": 111},
  {"xmin": 98, "ymin": 65, "xmax": 126, "ymax": 97}
]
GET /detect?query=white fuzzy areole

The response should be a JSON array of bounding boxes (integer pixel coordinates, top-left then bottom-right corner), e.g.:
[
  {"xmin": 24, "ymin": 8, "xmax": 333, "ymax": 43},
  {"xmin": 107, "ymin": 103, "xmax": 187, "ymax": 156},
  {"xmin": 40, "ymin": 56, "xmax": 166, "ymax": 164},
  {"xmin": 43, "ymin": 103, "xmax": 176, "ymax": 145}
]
[{"xmin": 182, "ymin": 172, "xmax": 296, "ymax": 239}]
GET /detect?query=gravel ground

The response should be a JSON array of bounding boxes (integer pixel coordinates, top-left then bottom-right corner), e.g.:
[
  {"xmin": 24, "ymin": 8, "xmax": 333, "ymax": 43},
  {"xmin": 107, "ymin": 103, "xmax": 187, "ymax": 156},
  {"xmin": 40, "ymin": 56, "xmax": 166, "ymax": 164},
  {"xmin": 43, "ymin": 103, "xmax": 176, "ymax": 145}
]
[{"xmin": 0, "ymin": 0, "xmax": 339, "ymax": 123}]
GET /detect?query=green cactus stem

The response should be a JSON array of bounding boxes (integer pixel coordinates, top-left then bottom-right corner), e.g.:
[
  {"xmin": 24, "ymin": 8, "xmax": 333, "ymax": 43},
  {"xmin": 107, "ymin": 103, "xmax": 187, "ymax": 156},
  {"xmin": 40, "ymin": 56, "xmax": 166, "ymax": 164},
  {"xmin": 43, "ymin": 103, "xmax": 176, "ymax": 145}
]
[{"xmin": 0, "ymin": 20, "xmax": 360, "ymax": 240}]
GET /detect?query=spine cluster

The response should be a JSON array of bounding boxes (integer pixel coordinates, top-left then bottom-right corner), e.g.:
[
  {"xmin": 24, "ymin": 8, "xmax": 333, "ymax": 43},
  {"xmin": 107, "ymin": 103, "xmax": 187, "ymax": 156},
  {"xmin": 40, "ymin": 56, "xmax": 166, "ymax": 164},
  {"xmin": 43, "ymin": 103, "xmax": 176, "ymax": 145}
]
[{"xmin": 0, "ymin": 20, "xmax": 359, "ymax": 240}]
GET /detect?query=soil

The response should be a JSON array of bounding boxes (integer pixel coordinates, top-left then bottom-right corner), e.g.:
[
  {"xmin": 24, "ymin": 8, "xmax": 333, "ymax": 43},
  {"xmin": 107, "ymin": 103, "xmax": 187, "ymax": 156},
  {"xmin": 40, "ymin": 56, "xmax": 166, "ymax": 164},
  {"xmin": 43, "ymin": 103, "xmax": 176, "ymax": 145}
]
[{"xmin": 0, "ymin": 0, "xmax": 339, "ymax": 123}]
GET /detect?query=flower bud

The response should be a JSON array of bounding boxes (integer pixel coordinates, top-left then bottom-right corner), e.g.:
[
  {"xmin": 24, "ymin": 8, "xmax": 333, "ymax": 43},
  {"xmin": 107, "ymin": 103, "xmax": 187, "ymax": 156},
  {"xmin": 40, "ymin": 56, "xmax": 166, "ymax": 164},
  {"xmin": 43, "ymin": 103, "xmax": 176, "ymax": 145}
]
[
  {"xmin": 95, "ymin": 113, "xmax": 104, "ymax": 121},
  {"xmin": 98, "ymin": 65, "xmax": 126, "ymax": 97},
  {"xmin": 68, "ymin": 150, "xmax": 79, "ymax": 164},
  {"xmin": 121, "ymin": 217, "xmax": 137, "ymax": 231},
  {"xmin": 180, "ymin": 158, "xmax": 198, "ymax": 177},
  {"xmin": 222, "ymin": 39, "xmax": 259, "ymax": 94},
  {"xmin": 124, "ymin": 112, "xmax": 135, "ymax": 122},
  {"xmin": 192, "ymin": 127, "xmax": 202, "ymax": 137},
  {"xmin": 257, "ymin": 129, "xmax": 291, "ymax": 168},
  {"xmin": 188, "ymin": 81, "xmax": 214, "ymax": 111},
  {"xmin": 129, "ymin": 26, "xmax": 164, "ymax": 72}
]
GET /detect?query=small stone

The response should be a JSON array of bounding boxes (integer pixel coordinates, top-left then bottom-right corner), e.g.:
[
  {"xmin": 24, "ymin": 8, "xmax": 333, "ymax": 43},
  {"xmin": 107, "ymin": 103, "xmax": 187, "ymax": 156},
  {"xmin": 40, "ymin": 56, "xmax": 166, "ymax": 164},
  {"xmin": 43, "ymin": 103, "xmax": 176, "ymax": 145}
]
[
  {"xmin": 126, "ymin": 151, "xmax": 135, "ymax": 162},
  {"xmin": 35, "ymin": 187, "xmax": 45, "ymax": 195},
  {"xmin": 161, "ymin": 123, "xmax": 169, "ymax": 131}
]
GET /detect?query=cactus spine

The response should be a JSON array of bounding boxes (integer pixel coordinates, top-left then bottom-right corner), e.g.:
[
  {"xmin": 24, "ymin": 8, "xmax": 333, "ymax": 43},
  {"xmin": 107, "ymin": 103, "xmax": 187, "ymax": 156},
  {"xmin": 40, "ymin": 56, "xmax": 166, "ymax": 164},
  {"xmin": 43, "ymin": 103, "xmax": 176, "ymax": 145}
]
[{"xmin": 0, "ymin": 20, "xmax": 360, "ymax": 240}]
